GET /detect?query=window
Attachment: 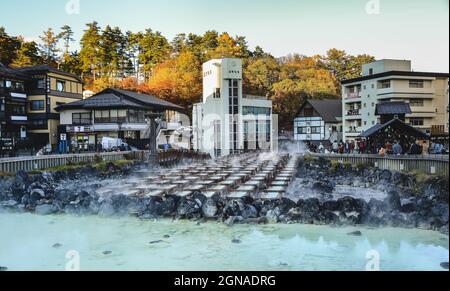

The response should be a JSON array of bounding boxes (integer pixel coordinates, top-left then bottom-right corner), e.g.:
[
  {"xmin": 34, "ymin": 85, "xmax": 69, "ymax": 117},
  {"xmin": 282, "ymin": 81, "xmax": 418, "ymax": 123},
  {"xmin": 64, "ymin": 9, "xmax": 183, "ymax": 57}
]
[
  {"xmin": 56, "ymin": 80, "xmax": 66, "ymax": 92},
  {"xmin": 12, "ymin": 105, "xmax": 26, "ymax": 115},
  {"xmin": 229, "ymin": 79, "xmax": 239, "ymax": 97},
  {"xmin": 5, "ymin": 80, "xmax": 12, "ymax": 88},
  {"xmin": 30, "ymin": 100, "xmax": 45, "ymax": 111},
  {"xmin": 409, "ymin": 99, "xmax": 424, "ymax": 107},
  {"xmin": 37, "ymin": 79, "xmax": 45, "ymax": 89},
  {"xmin": 409, "ymin": 80, "xmax": 424, "ymax": 88},
  {"xmin": 378, "ymin": 80, "xmax": 391, "ymax": 89},
  {"xmin": 73, "ymin": 113, "xmax": 92, "ymax": 125},
  {"xmin": 369, "ymin": 68, "xmax": 374, "ymax": 75},
  {"xmin": 242, "ymin": 107, "xmax": 271, "ymax": 116},
  {"xmin": 213, "ymin": 88, "xmax": 221, "ymax": 98},
  {"xmin": 311, "ymin": 127, "xmax": 321, "ymax": 134},
  {"xmin": 410, "ymin": 118, "xmax": 424, "ymax": 126},
  {"xmin": 0, "ymin": 97, "xmax": 5, "ymax": 112}
]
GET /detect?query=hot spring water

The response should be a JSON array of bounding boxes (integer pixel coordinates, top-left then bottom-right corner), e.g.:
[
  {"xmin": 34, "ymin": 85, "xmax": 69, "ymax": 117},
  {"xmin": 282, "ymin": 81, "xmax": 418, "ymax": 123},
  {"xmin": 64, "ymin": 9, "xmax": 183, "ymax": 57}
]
[{"xmin": 0, "ymin": 213, "xmax": 448, "ymax": 271}]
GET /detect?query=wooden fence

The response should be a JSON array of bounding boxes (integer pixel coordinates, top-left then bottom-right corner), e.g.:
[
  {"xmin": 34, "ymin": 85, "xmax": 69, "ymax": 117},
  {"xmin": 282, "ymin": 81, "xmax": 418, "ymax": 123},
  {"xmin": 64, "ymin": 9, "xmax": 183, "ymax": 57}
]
[{"xmin": 0, "ymin": 151, "xmax": 146, "ymax": 174}]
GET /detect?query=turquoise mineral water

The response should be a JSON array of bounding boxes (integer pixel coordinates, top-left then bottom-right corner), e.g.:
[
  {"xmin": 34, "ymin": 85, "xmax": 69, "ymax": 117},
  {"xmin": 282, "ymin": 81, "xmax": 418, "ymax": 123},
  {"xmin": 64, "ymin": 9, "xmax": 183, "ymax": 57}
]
[{"xmin": 0, "ymin": 213, "xmax": 448, "ymax": 271}]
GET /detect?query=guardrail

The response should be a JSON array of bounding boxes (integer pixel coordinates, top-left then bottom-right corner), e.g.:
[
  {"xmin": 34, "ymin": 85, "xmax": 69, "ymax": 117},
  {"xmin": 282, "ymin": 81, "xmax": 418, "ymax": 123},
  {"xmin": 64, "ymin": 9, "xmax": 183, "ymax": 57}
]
[
  {"xmin": 0, "ymin": 151, "xmax": 146, "ymax": 174},
  {"xmin": 309, "ymin": 153, "xmax": 449, "ymax": 177}
]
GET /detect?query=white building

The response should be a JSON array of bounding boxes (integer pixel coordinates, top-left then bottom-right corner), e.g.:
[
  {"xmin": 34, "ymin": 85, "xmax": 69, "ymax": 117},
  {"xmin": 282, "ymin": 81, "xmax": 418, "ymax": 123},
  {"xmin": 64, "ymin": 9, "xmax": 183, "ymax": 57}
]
[
  {"xmin": 294, "ymin": 99, "xmax": 342, "ymax": 145},
  {"xmin": 193, "ymin": 58, "xmax": 275, "ymax": 157},
  {"xmin": 342, "ymin": 59, "xmax": 449, "ymax": 141}
]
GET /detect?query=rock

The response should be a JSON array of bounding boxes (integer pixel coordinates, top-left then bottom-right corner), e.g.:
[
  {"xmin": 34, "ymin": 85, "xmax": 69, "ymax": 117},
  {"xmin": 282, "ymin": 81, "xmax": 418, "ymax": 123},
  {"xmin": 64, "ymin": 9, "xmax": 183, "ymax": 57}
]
[
  {"xmin": 241, "ymin": 205, "xmax": 258, "ymax": 219},
  {"xmin": 243, "ymin": 217, "xmax": 268, "ymax": 224},
  {"xmin": 177, "ymin": 197, "xmax": 203, "ymax": 219},
  {"xmin": 163, "ymin": 235, "xmax": 171, "ymax": 239},
  {"xmin": 202, "ymin": 198, "xmax": 218, "ymax": 218},
  {"xmin": 440, "ymin": 262, "xmax": 449, "ymax": 270},
  {"xmin": 379, "ymin": 170, "xmax": 392, "ymax": 182},
  {"xmin": 400, "ymin": 198, "xmax": 417, "ymax": 213},
  {"xmin": 103, "ymin": 251, "xmax": 112, "ymax": 255},
  {"xmin": 0, "ymin": 266, "xmax": 7, "ymax": 271},
  {"xmin": 35, "ymin": 204, "xmax": 57, "ymax": 215},
  {"xmin": 149, "ymin": 240, "xmax": 164, "ymax": 244},
  {"xmin": 222, "ymin": 200, "xmax": 245, "ymax": 218},
  {"xmin": 231, "ymin": 238, "xmax": 242, "ymax": 244},
  {"xmin": 0, "ymin": 200, "xmax": 18, "ymax": 208},
  {"xmin": 52, "ymin": 243, "xmax": 63, "ymax": 249},
  {"xmin": 386, "ymin": 190, "xmax": 401, "ymax": 210},
  {"xmin": 312, "ymin": 180, "xmax": 335, "ymax": 193},
  {"xmin": 224, "ymin": 216, "xmax": 244, "ymax": 226},
  {"xmin": 322, "ymin": 200, "xmax": 339, "ymax": 211},
  {"xmin": 347, "ymin": 231, "xmax": 362, "ymax": 236},
  {"xmin": 265, "ymin": 210, "xmax": 279, "ymax": 223},
  {"xmin": 314, "ymin": 211, "xmax": 339, "ymax": 224},
  {"xmin": 287, "ymin": 207, "xmax": 303, "ymax": 220}
]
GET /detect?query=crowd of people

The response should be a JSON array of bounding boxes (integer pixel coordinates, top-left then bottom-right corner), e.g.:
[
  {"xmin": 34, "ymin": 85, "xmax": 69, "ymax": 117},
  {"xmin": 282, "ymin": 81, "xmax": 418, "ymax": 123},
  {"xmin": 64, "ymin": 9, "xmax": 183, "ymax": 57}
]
[{"xmin": 307, "ymin": 139, "xmax": 448, "ymax": 156}]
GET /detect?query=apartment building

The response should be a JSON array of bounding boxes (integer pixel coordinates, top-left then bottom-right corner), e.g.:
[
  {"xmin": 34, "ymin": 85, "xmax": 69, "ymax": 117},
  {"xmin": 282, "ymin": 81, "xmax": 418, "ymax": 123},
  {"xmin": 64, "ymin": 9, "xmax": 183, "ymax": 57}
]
[
  {"xmin": 18, "ymin": 65, "xmax": 84, "ymax": 148},
  {"xmin": 0, "ymin": 64, "xmax": 28, "ymax": 152},
  {"xmin": 341, "ymin": 59, "xmax": 449, "ymax": 141},
  {"xmin": 193, "ymin": 58, "xmax": 275, "ymax": 157}
]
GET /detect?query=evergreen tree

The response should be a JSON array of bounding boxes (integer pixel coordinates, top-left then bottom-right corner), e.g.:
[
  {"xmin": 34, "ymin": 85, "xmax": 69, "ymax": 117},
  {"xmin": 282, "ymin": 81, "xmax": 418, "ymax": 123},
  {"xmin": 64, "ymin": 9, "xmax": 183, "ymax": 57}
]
[
  {"xmin": 11, "ymin": 38, "xmax": 42, "ymax": 67},
  {"xmin": 38, "ymin": 28, "xmax": 61, "ymax": 67},
  {"xmin": 79, "ymin": 22, "xmax": 102, "ymax": 80},
  {"xmin": 0, "ymin": 27, "xmax": 20, "ymax": 66}
]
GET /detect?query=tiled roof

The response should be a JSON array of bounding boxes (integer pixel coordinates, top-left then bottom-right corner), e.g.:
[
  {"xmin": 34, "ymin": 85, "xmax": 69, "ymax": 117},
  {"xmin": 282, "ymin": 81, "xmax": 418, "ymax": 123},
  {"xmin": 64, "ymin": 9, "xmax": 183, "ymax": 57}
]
[
  {"xmin": 299, "ymin": 99, "xmax": 342, "ymax": 123},
  {"xmin": 376, "ymin": 101, "xmax": 412, "ymax": 115},
  {"xmin": 360, "ymin": 118, "xmax": 429, "ymax": 139},
  {"xmin": 56, "ymin": 88, "xmax": 184, "ymax": 112}
]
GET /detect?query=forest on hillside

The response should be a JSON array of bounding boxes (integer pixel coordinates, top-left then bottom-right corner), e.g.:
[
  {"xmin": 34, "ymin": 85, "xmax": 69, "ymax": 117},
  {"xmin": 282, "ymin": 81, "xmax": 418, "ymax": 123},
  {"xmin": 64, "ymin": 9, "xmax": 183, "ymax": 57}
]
[{"xmin": 0, "ymin": 23, "xmax": 375, "ymax": 129}]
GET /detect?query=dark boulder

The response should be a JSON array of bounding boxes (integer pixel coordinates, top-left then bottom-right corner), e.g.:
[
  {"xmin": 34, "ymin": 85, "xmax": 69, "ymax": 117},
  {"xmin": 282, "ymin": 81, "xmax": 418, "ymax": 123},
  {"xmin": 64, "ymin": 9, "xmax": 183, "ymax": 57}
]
[
  {"xmin": 347, "ymin": 230, "xmax": 362, "ymax": 236},
  {"xmin": 176, "ymin": 197, "xmax": 203, "ymax": 220},
  {"xmin": 441, "ymin": 262, "xmax": 449, "ymax": 270},
  {"xmin": 224, "ymin": 216, "xmax": 244, "ymax": 226},
  {"xmin": 400, "ymin": 198, "xmax": 417, "ymax": 213},
  {"xmin": 322, "ymin": 200, "xmax": 339, "ymax": 211},
  {"xmin": 312, "ymin": 180, "xmax": 335, "ymax": 193},
  {"xmin": 379, "ymin": 170, "xmax": 392, "ymax": 182},
  {"xmin": 386, "ymin": 190, "xmax": 401, "ymax": 210},
  {"xmin": 35, "ymin": 204, "xmax": 58, "ymax": 215}
]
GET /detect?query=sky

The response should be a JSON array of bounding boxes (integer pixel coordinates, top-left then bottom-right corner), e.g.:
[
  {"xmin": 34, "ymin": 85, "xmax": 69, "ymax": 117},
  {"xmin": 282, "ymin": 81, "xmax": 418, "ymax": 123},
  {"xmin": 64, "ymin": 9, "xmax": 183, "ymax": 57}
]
[{"xmin": 1, "ymin": 0, "xmax": 449, "ymax": 72}]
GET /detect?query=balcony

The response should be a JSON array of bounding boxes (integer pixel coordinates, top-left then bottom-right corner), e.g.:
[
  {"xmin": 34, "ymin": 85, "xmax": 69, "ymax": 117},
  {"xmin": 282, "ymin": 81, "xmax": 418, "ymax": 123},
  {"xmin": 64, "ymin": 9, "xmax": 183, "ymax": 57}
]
[
  {"xmin": 345, "ymin": 109, "xmax": 361, "ymax": 116},
  {"xmin": 345, "ymin": 92, "xmax": 362, "ymax": 100},
  {"xmin": 345, "ymin": 127, "xmax": 362, "ymax": 135}
]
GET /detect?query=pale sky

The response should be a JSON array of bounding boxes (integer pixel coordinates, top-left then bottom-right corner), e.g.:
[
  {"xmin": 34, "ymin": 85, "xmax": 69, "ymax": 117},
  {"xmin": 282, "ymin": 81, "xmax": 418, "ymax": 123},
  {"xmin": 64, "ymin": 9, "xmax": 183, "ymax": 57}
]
[{"xmin": 1, "ymin": 0, "xmax": 449, "ymax": 72}]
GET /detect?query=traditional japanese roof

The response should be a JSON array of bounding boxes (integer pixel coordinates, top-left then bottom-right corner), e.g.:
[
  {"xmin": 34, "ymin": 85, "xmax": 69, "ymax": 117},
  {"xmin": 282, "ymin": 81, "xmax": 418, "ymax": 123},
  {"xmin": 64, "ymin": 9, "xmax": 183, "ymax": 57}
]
[
  {"xmin": 375, "ymin": 101, "xmax": 412, "ymax": 115},
  {"xmin": 0, "ymin": 63, "xmax": 29, "ymax": 80},
  {"xmin": 16, "ymin": 65, "xmax": 83, "ymax": 83},
  {"xmin": 296, "ymin": 99, "xmax": 342, "ymax": 123},
  {"xmin": 55, "ymin": 88, "xmax": 184, "ymax": 112},
  {"xmin": 359, "ymin": 118, "xmax": 429, "ymax": 139}
]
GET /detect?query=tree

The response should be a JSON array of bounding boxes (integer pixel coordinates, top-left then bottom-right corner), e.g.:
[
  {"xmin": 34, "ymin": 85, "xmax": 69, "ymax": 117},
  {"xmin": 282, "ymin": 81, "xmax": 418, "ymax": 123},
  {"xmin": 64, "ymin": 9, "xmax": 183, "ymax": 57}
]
[
  {"xmin": 10, "ymin": 38, "xmax": 42, "ymax": 67},
  {"xmin": 38, "ymin": 28, "xmax": 61, "ymax": 66},
  {"xmin": 0, "ymin": 27, "xmax": 20, "ymax": 66},
  {"xmin": 138, "ymin": 29, "xmax": 171, "ymax": 78},
  {"xmin": 59, "ymin": 25, "xmax": 75, "ymax": 54},
  {"xmin": 319, "ymin": 48, "xmax": 375, "ymax": 81},
  {"xmin": 147, "ymin": 50, "xmax": 202, "ymax": 110},
  {"xmin": 79, "ymin": 22, "xmax": 102, "ymax": 80},
  {"xmin": 244, "ymin": 56, "xmax": 280, "ymax": 96}
]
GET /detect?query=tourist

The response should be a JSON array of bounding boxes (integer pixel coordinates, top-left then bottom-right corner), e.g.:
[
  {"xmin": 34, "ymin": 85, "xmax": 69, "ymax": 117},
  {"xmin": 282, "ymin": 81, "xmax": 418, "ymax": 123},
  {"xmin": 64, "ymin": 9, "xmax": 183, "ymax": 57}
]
[
  {"xmin": 393, "ymin": 141, "xmax": 403, "ymax": 155},
  {"xmin": 421, "ymin": 140, "xmax": 430, "ymax": 155},
  {"xmin": 358, "ymin": 140, "xmax": 366, "ymax": 154},
  {"xmin": 385, "ymin": 141, "xmax": 393, "ymax": 155},
  {"xmin": 332, "ymin": 140, "xmax": 339, "ymax": 153},
  {"xmin": 378, "ymin": 146, "xmax": 386, "ymax": 157},
  {"xmin": 409, "ymin": 140, "xmax": 423, "ymax": 155},
  {"xmin": 318, "ymin": 142, "xmax": 325, "ymax": 153}
]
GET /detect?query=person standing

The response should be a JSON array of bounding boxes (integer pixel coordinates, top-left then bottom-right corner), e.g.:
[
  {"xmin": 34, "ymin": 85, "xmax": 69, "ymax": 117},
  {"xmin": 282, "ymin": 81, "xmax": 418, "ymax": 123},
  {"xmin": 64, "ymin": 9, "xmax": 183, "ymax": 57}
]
[{"xmin": 393, "ymin": 141, "xmax": 403, "ymax": 155}]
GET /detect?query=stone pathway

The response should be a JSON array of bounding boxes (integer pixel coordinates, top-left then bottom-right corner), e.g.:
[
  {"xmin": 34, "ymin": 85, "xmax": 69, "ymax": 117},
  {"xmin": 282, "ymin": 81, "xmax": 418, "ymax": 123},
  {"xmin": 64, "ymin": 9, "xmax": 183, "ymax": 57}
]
[{"xmin": 96, "ymin": 153, "xmax": 300, "ymax": 201}]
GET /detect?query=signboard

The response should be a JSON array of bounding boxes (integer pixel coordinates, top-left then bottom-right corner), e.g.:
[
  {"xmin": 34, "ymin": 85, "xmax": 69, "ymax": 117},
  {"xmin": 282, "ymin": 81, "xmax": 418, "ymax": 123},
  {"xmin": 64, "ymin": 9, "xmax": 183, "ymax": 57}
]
[
  {"xmin": 60, "ymin": 133, "xmax": 67, "ymax": 141},
  {"xmin": 0, "ymin": 137, "xmax": 14, "ymax": 151},
  {"xmin": 66, "ymin": 126, "xmax": 93, "ymax": 133}
]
